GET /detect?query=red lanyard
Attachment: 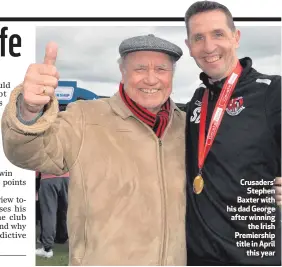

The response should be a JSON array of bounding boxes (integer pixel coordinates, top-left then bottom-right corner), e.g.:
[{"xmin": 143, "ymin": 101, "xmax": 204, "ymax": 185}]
[{"xmin": 198, "ymin": 61, "xmax": 243, "ymax": 173}]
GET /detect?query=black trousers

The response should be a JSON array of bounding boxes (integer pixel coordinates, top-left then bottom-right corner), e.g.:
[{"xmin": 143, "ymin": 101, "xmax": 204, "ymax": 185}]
[{"xmin": 38, "ymin": 177, "xmax": 69, "ymax": 250}]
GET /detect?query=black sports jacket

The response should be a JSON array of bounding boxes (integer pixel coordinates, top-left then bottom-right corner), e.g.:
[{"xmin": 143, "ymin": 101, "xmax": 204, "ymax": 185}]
[{"xmin": 185, "ymin": 57, "xmax": 281, "ymax": 265}]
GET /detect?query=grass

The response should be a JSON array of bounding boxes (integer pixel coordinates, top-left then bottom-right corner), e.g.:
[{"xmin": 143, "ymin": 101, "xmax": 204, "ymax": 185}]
[
  {"xmin": 36, "ymin": 243, "xmax": 68, "ymax": 266},
  {"xmin": 36, "ymin": 226, "xmax": 69, "ymax": 266}
]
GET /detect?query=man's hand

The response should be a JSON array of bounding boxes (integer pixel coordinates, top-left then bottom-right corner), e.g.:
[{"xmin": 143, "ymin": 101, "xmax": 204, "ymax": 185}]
[
  {"xmin": 21, "ymin": 42, "xmax": 59, "ymax": 120},
  {"xmin": 274, "ymin": 177, "xmax": 282, "ymax": 206}
]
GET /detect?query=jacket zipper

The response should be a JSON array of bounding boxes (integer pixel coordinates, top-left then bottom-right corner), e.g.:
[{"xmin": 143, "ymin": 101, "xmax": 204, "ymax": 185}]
[
  {"xmin": 210, "ymin": 90, "xmax": 214, "ymax": 101},
  {"xmin": 158, "ymin": 113, "xmax": 175, "ymax": 265},
  {"xmin": 132, "ymin": 113, "xmax": 176, "ymax": 265},
  {"xmin": 158, "ymin": 138, "xmax": 167, "ymax": 265}
]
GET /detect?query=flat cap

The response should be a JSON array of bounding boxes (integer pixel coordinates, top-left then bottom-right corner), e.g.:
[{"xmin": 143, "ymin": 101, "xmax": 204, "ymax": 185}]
[{"xmin": 119, "ymin": 34, "xmax": 183, "ymax": 61}]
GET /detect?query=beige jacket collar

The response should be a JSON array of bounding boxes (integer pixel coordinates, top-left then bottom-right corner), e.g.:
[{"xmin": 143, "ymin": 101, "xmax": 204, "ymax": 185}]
[{"xmin": 108, "ymin": 92, "xmax": 182, "ymax": 120}]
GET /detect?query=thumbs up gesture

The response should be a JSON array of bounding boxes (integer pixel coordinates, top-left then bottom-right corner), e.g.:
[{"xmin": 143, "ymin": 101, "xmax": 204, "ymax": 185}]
[{"xmin": 22, "ymin": 42, "xmax": 59, "ymax": 114}]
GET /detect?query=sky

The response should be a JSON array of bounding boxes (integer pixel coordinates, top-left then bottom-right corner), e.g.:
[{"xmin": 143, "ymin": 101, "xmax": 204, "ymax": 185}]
[{"xmin": 36, "ymin": 25, "xmax": 281, "ymax": 104}]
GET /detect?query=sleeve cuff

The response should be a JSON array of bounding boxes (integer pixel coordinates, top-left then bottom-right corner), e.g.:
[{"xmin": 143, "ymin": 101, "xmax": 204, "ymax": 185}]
[
  {"xmin": 16, "ymin": 94, "xmax": 44, "ymax": 125},
  {"xmin": 4, "ymin": 84, "xmax": 59, "ymax": 134}
]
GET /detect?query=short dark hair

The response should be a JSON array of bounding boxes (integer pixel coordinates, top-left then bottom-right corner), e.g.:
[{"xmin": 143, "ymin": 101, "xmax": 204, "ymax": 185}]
[{"xmin": 185, "ymin": 1, "xmax": 235, "ymax": 36}]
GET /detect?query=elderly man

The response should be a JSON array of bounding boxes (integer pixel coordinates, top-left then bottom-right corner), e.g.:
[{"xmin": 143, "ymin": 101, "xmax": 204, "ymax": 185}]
[{"xmin": 1, "ymin": 34, "xmax": 186, "ymax": 265}]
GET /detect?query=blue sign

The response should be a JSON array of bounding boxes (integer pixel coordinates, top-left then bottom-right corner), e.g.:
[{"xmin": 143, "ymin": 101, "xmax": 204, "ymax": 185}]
[{"xmin": 56, "ymin": 80, "xmax": 99, "ymax": 104}]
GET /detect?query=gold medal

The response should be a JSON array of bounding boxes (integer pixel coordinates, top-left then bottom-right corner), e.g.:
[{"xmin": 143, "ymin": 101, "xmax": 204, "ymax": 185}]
[
  {"xmin": 193, "ymin": 175, "xmax": 204, "ymax": 194},
  {"xmin": 194, "ymin": 64, "xmax": 242, "ymax": 195}
]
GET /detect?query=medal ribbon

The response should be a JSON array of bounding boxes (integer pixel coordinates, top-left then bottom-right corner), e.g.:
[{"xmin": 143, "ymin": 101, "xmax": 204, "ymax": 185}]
[{"xmin": 198, "ymin": 61, "xmax": 243, "ymax": 173}]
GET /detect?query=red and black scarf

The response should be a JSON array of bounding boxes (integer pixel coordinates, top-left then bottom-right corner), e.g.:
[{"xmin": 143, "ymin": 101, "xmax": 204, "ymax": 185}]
[{"xmin": 119, "ymin": 83, "xmax": 170, "ymax": 138}]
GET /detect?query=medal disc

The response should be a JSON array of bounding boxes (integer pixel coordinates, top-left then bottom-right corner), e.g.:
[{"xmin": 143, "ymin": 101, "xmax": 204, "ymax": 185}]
[{"xmin": 193, "ymin": 175, "xmax": 204, "ymax": 194}]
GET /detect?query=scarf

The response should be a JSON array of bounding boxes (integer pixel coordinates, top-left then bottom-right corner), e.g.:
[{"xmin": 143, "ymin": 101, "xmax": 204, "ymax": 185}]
[{"xmin": 119, "ymin": 83, "xmax": 170, "ymax": 138}]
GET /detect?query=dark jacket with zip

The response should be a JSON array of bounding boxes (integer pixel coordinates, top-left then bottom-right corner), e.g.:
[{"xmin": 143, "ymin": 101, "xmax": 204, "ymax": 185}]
[{"xmin": 185, "ymin": 57, "xmax": 281, "ymax": 265}]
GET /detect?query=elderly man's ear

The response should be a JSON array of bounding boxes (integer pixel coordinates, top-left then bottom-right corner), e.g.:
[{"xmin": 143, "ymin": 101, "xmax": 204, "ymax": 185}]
[{"xmin": 119, "ymin": 65, "xmax": 125, "ymax": 84}]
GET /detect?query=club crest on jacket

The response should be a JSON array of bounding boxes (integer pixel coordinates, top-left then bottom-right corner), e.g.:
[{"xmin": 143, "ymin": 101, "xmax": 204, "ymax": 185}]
[{"xmin": 226, "ymin": 96, "xmax": 245, "ymax": 116}]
